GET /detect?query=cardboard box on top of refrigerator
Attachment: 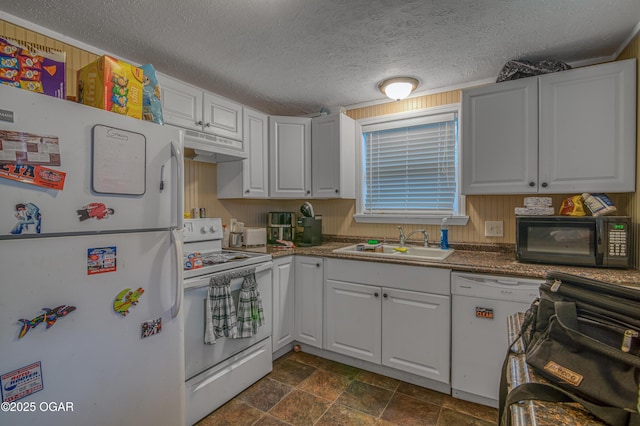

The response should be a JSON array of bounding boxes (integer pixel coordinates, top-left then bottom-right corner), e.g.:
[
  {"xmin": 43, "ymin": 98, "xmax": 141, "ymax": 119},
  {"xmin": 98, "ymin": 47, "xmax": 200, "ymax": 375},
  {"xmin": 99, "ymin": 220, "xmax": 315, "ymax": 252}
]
[
  {"xmin": 0, "ymin": 36, "xmax": 66, "ymax": 99},
  {"xmin": 77, "ymin": 55, "xmax": 143, "ymax": 119}
]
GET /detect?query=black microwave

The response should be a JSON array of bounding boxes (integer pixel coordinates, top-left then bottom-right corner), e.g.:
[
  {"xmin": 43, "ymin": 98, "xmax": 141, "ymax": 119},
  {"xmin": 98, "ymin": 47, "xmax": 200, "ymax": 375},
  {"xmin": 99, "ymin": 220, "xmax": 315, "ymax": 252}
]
[{"xmin": 516, "ymin": 216, "xmax": 631, "ymax": 269}]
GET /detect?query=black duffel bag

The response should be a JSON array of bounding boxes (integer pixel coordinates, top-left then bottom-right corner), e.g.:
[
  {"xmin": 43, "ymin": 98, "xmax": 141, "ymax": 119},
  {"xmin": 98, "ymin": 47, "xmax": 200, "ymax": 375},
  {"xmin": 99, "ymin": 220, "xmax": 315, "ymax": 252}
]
[{"xmin": 499, "ymin": 272, "xmax": 640, "ymax": 426}]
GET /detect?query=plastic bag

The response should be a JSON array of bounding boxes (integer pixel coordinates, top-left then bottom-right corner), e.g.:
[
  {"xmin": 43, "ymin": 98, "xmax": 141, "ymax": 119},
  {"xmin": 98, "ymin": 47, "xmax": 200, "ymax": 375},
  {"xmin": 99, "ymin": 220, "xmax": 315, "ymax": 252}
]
[
  {"xmin": 559, "ymin": 195, "xmax": 586, "ymax": 216},
  {"xmin": 497, "ymin": 59, "xmax": 571, "ymax": 82},
  {"xmin": 140, "ymin": 64, "xmax": 163, "ymax": 125},
  {"xmin": 582, "ymin": 193, "xmax": 617, "ymax": 216}
]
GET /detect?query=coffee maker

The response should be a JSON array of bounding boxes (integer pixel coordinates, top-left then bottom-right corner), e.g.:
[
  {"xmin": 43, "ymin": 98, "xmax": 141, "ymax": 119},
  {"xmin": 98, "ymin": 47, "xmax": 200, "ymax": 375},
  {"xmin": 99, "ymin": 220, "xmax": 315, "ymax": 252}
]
[
  {"xmin": 296, "ymin": 202, "xmax": 322, "ymax": 246},
  {"xmin": 267, "ymin": 212, "xmax": 295, "ymax": 244},
  {"xmin": 296, "ymin": 215, "xmax": 322, "ymax": 247}
]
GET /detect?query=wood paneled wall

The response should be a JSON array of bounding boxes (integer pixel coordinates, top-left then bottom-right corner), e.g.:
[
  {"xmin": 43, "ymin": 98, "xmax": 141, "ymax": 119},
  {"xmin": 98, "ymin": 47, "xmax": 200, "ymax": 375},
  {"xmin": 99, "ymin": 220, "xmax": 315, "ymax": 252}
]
[
  {"xmin": 616, "ymin": 35, "xmax": 640, "ymax": 268},
  {"xmin": 2, "ymin": 18, "xmax": 638, "ymax": 259},
  {"xmin": 0, "ymin": 19, "xmax": 98, "ymax": 98}
]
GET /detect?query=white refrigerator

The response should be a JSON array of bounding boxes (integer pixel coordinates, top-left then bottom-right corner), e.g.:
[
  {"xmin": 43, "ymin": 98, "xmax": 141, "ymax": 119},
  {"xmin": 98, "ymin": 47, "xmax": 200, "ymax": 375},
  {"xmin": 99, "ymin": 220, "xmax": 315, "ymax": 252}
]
[{"xmin": 0, "ymin": 85, "xmax": 185, "ymax": 425}]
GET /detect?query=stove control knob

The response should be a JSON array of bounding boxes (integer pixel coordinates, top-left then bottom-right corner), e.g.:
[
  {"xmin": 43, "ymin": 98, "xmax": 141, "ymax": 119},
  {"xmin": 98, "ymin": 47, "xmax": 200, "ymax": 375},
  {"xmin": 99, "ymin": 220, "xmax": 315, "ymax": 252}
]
[
  {"xmin": 200, "ymin": 226, "xmax": 208, "ymax": 234},
  {"xmin": 209, "ymin": 225, "xmax": 218, "ymax": 233}
]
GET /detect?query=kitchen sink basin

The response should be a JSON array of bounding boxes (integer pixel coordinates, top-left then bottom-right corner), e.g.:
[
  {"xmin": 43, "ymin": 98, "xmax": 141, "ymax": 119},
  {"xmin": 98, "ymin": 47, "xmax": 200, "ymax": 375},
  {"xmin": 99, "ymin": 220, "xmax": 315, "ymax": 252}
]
[{"xmin": 333, "ymin": 244, "xmax": 454, "ymax": 261}]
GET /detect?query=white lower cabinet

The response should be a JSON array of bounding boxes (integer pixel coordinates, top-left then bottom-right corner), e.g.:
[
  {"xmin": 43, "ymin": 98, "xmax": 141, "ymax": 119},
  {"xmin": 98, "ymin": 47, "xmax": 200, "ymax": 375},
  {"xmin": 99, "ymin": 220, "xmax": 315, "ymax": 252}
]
[
  {"xmin": 325, "ymin": 280, "xmax": 381, "ymax": 363},
  {"xmin": 272, "ymin": 256, "xmax": 295, "ymax": 352},
  {"xmin": 294, "ymin": 256, "xmax": 324, "ymax": 348},
  {"xmin": 325, "ymin": 259, "xmax": 451, "ymax": 384},
  {"xmin": 381, "ymin": 288, "xmax": 450, "ymax": 382}
]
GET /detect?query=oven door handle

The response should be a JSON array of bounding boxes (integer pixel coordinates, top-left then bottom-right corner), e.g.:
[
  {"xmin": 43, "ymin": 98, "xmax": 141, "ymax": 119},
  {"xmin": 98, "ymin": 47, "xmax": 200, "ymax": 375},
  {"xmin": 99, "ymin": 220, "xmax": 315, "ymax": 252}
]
[
  {"xmin": 184, "ymin": 261, "xmax": 273, "ymax": 291},
  {"xmin": 254, "ymin": 261, "xmax": 273, "ymax": 274},
  {"xmin": 171, "ymin": 228, "xmax": 184, "ymax": 319}
]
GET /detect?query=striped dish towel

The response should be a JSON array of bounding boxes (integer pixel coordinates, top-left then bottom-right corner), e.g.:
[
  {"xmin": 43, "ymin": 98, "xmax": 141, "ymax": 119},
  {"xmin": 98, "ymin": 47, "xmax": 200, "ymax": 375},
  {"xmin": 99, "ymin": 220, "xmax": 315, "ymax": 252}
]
[
  {"xmin": 237, "ymin": 271, "xmax": 264, "ymax": 338},
  {"xmin": 205, "ymin": 276, "xmax": 238, "ymax": 344}
]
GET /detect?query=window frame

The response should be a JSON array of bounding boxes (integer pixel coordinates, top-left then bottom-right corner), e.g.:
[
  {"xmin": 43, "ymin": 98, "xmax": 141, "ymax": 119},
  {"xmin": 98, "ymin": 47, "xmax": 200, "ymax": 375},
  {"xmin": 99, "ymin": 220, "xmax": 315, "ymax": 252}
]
[{"xmin": 354, "ymin": 104, "xmax": 468, "ymax": 225}]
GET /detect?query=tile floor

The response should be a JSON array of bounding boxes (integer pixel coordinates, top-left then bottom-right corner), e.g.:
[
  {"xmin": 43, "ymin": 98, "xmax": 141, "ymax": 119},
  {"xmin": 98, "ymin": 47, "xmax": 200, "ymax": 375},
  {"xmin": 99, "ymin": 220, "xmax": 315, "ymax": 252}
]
[{"xmin": 196, "ymin": 351, "xmax": 498, "ymax": 426}]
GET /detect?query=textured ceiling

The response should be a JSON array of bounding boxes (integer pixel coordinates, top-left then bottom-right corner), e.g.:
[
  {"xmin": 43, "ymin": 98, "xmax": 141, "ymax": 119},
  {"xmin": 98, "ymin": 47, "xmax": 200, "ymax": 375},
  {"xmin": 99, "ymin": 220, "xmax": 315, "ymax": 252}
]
[{"xmin": 1, "ymin": 1, "xmax": 639, "ymax": 115}]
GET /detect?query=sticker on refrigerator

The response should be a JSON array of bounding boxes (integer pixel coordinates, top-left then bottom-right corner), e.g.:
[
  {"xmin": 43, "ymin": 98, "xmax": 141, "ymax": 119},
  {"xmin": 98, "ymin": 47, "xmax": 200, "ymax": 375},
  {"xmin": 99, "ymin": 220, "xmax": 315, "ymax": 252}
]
[
  {"xmin": 17, "ymin": 305, "xmax": 76, "ymax": 339},
  {"xmin": 0, "ymin": 130, "xmax": 61, "ymax": 166},
  {"xmin": 1, "ymin": 361, "xmax": 43, "ymax": 403},
  {"xmin": 475, "ymin": 307, "xmax": 494, "ymax": 319},
  {"xmin": 141, "ymin": 318, "xmax": 162, "ymax": 339},
  {"xmin": 113, "ymin": 287, "xmax": 144, "ymax": 316},
  {"xmin": 0, "ymin": 163, "xmax": 66, "ymax": 190},
  {"xmin": 77, "ymin": 202, "xmax": 115, "ymax": 221},
  {"xmin": 88, "ymin": 246, "xmax": 116, "ymax": 275},
  {"xmin": 9, "ymin": 202, "xmax": 41, "ymax": 235}
]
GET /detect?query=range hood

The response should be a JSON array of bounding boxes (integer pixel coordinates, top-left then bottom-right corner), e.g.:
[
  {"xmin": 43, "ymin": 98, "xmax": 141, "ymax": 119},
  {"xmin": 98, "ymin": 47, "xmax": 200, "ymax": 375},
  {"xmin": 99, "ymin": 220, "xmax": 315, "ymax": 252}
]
[{"xmin": 171, "ymin": 125, "xmax": 248, "ymax": 163}]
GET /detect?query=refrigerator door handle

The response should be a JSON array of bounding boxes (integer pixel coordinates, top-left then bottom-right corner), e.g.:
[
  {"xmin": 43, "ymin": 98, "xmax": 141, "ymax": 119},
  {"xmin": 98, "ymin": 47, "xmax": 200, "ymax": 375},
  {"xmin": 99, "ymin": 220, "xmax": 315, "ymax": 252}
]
[
  {"xmin": 171, "ymin": 139, "xmax": 184, "ymax": 231},
  {"xmin": 171, "ymin": 228, "xmax": 184, "ymax": 319}
]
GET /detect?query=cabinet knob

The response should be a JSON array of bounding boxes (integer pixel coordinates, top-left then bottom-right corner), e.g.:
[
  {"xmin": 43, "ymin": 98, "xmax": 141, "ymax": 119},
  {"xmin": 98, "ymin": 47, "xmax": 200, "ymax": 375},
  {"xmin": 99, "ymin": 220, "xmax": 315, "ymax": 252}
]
[
  {"xmin": 316, "ymin": 263, "xmax": 321, "ymax": 268},
  {"xmin": 541, "ymin": 182, "xmax": 548, "ymax": 188},
  {"xmin": 335, "ymin": 189, "xmax": 339, "ymax": 193},
  {"xmin": 196, "ymin": 120, "xmax": 203, "ymax": 126},
  {"xmin": 205, "ymin": 122, "xmax": 211, "ymax": 127},
  {"xmin": 383, "ymin": 293, "xmax": 388, "ymax": 299},
  {"xmin": 529, "ymin": 181, "xmax": 535, "ymax": 187},
  {"xmin": 306, "ymin": 190, "xmax": 311, "ymax": 195},
  {"xmin": 245, "ymin": 189, "xmax": 250, "ymax": 194},
  {"xmin": 374, "ymin": 292, "xmax": 379, "ymax": 298}
]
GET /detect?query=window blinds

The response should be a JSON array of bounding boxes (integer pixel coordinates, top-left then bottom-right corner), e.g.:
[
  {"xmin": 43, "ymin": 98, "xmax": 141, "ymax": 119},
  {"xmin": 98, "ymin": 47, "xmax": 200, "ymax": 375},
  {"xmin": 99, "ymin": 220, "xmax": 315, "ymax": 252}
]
[{"xmin": 362, "ymin": 113, "xmax": 458, "ymax": 214}]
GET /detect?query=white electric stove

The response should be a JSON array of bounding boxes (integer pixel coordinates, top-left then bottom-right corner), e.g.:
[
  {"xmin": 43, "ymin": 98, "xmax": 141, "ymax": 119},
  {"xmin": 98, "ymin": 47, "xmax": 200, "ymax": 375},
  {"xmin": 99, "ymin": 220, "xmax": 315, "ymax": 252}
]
[{"xmin": 182, "ymin": 218, "xmax": 273, "ymax": 425}]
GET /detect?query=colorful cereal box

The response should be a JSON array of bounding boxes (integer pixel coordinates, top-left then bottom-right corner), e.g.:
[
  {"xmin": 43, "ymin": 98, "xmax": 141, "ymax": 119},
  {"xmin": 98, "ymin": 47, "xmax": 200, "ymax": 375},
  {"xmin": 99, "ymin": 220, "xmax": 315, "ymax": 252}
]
[
  {"xmin": 0, "ymin": 36, "xmax": 66, "ymax": 99},
  {"xmin": 77, "ymin": 55, "xmax": 143, "ymax": 119}
]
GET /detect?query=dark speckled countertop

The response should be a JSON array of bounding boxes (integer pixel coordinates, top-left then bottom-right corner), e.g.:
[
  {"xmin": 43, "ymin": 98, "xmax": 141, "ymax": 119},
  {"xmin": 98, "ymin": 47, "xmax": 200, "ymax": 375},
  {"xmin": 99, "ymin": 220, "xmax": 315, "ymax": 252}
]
[{"xmin": 249, "ymin": 237, "xmax": 639, "ymax": 287}]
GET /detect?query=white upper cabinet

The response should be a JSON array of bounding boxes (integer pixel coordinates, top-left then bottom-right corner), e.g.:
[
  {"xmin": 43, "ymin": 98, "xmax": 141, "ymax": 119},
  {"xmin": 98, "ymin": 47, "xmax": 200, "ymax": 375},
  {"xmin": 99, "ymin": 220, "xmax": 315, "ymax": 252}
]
[
  {"xmin": 217, "ymin": 108, "xmax": 269, "ymax": 198},
  {"xmin": 462, "ymin": 78, "xmax": 539, "ymax": 194},
  {"xmin": 269, "ymin": 116, "xmax": 312, "ymax": 198},
  {"xmin": 462, "ymin": 59, "xmax": 636, "ymax": 194},
  {"xmin": 311, "ymin": 114, "xmax": 357, "ymax": 198},
  {"xmin": 538, "ymin": 60, "xmax": 636, "ymax": 193},
  {"xmin": 159, "ymin": 74, "xmax": 243, "ymax": 141},
  {"xmin": 159, "ymin": 75, "xmax": 203, "ymax": 132},
  {"xmin": 202, "ymin": 92, "xmax": 243, "ymax": 141}
]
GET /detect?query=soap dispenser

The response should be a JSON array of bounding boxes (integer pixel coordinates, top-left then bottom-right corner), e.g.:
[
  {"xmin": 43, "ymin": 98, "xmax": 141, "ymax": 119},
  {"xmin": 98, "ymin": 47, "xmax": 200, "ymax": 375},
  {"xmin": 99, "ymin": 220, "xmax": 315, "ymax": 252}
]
[{"xmin": 440, "ymin": 217, "xmax": 449, "ymax": 250}]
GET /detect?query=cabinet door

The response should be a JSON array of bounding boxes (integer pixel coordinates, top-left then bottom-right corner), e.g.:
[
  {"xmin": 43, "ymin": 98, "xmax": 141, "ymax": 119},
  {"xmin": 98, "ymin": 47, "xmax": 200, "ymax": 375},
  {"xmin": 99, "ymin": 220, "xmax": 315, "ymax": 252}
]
[
  {"xmin": 462, "ymin": 78, "xmax": 539, "ymax": 194},
  {"xmin": 272, "ymin": 257, "xmax": 295, "ymax": 352},
  {"xmin": 217, "ymin": 108, "xmax": 268, "ymax": 198},
  {"xmin": 243, "ymin": 108, "xmax": 269, "ymax": 197},
  {"xmin": 312, "ymin": 114, "xmax": 356, "ymax": 198},
  {"xmin": 325, "ymin": 280, "xmax": 381, "ymax": 363},
  {"xmin": 269, "ymin": 116, "xmax": 312, "ymax": 198},
  {"xmin": 539, "ymin": 59, "xmax": 636, "ymax": 193},
  {"xmin": 294, "ymin": 256, "xmax": 323, "ymax": 348},
  {"xmin": 203, "ymin": 92, "xmax": 243, "ymax": 141},
  {"xmin": 158, "ymin": 74, "xmax": 203, "ymax": 131},
  {"xmin": 381, "ymin": 288, "xmax": 450, "ymax": 384}
]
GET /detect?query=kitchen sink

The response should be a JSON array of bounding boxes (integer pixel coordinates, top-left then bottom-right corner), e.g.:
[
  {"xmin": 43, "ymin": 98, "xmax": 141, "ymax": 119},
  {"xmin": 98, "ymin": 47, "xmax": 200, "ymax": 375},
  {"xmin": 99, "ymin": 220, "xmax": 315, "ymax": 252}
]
[{"xmin": 333, "ymin": 244, "xmax": 454, "ymax": 261}]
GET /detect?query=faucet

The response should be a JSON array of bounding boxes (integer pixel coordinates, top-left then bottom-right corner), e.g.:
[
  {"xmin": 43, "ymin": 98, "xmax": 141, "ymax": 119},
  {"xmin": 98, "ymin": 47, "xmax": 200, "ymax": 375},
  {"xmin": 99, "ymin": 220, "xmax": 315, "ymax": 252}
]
[{"xmin": 397, "ymin": 226, "xmax": 429, "ymax": 247}]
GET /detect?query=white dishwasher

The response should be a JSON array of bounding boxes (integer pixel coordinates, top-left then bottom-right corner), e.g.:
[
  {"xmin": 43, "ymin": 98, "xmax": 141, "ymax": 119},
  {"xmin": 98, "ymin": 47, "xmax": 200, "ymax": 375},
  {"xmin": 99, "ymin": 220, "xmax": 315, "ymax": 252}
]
[{"xmin": 451, "ymin": 272, "xmax": 542, "ymax": 408}]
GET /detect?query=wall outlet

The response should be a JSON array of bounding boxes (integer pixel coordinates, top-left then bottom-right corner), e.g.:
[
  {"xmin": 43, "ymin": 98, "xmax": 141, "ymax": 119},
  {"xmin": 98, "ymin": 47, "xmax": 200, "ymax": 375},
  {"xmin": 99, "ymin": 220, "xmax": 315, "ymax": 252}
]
[{"xmin": 485, "ymin": 221, "xmax": 504, "ymax": 237}]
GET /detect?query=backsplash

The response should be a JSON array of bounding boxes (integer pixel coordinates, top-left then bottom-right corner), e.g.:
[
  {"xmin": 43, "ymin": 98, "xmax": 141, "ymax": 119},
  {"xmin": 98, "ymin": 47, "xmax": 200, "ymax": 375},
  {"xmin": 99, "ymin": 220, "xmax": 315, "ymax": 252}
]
[{"xmin": 186, "ymin": 159, "xmax": 631, "ymax": 245}]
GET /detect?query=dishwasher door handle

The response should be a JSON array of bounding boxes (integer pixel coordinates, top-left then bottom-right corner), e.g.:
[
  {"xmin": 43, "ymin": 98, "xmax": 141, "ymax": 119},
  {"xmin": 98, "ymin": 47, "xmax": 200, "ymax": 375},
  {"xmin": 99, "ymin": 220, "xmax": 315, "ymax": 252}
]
[{"xmin": 496, "ymin": 279, "xmax": 519, "ymax": 286}]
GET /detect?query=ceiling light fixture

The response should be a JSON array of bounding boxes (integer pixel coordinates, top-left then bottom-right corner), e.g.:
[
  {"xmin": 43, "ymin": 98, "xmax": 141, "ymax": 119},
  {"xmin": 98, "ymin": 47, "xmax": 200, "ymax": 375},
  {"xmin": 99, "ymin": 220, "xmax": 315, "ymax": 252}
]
[{"xmin": 378, "ymin": 77, "xmax": 420, "ymax": 101}]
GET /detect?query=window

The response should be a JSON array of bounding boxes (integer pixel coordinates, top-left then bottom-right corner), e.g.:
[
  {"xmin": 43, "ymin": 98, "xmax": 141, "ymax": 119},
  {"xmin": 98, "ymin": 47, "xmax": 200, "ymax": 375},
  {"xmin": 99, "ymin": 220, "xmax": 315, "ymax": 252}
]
[{"xmin": 355, "ymin": 105, "xmax": 467, "ymax": 224}]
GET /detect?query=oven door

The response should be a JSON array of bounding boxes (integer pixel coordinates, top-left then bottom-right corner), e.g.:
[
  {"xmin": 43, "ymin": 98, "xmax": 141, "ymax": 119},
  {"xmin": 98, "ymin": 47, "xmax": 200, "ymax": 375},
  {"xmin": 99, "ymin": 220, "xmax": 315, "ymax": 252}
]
[
  {"xmin": 184, "ymin": 261, "xmax": 273, "ymax": 380},
  {"xmin": 516, "ymin": 217, "xmax": 598, "ymax": 267}
]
